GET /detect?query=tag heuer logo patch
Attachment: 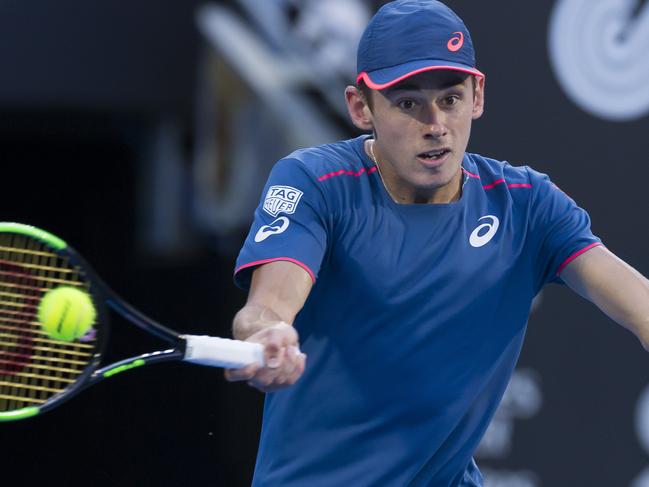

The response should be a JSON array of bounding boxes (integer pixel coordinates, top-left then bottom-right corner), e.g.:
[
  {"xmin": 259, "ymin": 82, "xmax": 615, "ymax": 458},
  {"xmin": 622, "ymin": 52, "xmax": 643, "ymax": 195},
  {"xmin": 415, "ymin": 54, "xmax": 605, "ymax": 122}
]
[{"xmin": 263, "ymin": 185, "xmax": 303, "ymax": 217}]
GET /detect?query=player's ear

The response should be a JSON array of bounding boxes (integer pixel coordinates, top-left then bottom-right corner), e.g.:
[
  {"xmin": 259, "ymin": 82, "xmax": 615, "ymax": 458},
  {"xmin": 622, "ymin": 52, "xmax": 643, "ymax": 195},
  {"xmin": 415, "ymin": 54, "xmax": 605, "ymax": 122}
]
[
  {"xmin": 345, "ymin": 86, "xmax": 374, "ymax": 131},
  {"xmin": 472, "ymin": 76, "xmax": 485, "ymax": 120}
]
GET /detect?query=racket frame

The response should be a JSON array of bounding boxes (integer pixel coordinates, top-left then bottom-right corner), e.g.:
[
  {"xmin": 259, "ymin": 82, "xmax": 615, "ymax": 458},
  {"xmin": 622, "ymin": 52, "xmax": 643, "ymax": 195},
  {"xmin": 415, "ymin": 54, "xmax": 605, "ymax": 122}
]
[{"xmin": 0, "ymin": 224, "xmax": 215, "ymax": 421}]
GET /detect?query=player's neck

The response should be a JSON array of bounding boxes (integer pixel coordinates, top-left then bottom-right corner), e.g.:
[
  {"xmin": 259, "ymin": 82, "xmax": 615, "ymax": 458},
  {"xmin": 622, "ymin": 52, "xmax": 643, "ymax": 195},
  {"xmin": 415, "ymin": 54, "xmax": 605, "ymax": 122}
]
[{"xmin": 366, "ymin": 139, "xmax": 463, "ymax": 205}]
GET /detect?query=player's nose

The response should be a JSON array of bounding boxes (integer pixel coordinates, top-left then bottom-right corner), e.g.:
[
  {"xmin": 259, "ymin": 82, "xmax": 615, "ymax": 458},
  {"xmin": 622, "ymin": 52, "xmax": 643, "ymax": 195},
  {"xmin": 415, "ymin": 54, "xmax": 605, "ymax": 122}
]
[{"xmin": 421, "ymin": 104, "xmax": 446, "ymax": 138}]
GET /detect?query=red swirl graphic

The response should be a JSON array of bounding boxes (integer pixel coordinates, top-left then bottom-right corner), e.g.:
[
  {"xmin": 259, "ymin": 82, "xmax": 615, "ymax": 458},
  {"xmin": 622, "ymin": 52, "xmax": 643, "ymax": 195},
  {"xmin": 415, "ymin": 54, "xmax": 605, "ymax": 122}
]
[{"xmin": 447, "ymin": 31, "xmax": 464, "ymax": 52}]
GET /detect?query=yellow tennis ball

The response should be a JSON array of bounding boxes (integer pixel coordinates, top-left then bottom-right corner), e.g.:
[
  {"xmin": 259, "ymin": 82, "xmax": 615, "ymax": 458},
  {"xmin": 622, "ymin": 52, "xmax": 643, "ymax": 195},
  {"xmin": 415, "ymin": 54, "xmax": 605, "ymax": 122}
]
[{"xmin": 38, "ymin": 287, "xmax": 97, "ymax": 341}]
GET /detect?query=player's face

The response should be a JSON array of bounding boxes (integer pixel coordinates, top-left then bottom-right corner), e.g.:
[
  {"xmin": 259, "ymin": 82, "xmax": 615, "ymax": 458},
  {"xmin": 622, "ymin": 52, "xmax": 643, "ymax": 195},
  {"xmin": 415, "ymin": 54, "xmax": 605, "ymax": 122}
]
[{"xmin": 366, "ymin": 71, "xmax": 484, "ymax": 204}]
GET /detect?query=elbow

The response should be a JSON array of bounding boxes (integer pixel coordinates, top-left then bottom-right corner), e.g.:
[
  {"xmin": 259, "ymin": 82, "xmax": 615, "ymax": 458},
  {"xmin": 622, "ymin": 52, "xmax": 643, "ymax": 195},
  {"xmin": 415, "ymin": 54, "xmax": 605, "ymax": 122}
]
[
  {"xmin": 641, "ymin": 337, "xmax": 649, "ymax": 353},
  {"xmin": 619, "ymin": 316, "xmax": 649, "ymax": 352},
  {"xmin": 635, "ymin": 326, "xmax": 649, "ymax": 352}
]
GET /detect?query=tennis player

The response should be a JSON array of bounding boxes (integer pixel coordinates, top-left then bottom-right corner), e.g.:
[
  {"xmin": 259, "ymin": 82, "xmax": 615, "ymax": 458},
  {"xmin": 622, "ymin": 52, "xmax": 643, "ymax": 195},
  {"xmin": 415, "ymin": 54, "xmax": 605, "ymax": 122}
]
[{"xmin": 227, "ymin": 1, "xmax": 649, "ymax": 485}]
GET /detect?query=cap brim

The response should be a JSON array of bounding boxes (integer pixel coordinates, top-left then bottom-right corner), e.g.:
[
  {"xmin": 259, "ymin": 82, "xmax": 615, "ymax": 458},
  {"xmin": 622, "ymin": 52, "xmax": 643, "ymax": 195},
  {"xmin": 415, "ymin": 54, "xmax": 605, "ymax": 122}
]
[{"xmin": 357, "ymin": 60, "xmax": 484, "ymax": 90}]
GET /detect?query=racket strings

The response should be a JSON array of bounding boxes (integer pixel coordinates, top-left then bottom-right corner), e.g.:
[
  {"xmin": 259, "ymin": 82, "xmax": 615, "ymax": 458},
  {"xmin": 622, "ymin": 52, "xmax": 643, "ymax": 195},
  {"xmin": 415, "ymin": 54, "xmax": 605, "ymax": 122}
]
[
  {"xmin": 0, "ymin": 270, "xmax": 79, "ymax": 288},
  {"xmin": 0, "ymin": 235, "xmax": 97, "ymax": 413}
]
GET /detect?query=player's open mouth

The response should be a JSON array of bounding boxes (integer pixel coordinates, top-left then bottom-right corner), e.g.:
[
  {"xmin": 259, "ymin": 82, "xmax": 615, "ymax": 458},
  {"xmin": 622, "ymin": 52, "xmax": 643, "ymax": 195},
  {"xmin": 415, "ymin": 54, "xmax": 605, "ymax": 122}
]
[
  {"xmin": 417, "ymin": 149, "xmax": 451, "ymax": 166},
  {"xmin": 418, "ymin": 149, "xmax": 450, "ymax": 160}
]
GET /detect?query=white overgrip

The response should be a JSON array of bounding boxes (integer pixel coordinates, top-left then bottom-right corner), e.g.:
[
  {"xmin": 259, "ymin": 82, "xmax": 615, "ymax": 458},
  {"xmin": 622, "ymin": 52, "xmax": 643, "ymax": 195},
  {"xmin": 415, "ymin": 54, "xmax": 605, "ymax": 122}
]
[{"xmin": 183, "ymin": 335, "xmax": 265, "ymax": 369}]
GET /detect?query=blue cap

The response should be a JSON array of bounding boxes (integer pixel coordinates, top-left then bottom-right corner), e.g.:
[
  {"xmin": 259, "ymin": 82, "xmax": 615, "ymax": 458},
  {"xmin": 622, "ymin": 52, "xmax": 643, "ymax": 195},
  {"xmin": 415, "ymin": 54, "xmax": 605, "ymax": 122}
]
[{"xmin": 356, "ymin": 0, "xmax": 484, "ymax": 89}]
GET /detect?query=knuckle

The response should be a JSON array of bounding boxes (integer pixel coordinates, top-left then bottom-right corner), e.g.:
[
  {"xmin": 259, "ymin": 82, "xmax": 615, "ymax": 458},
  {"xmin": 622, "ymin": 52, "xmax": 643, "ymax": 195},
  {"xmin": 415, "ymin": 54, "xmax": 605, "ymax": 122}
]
[
  {"xmin": 256, "ymin": 374, "xmax": 274, "ymax": 387},
  {"xmin": 225, "ymin": 370, "xmax": 241, "ymax": 381}
]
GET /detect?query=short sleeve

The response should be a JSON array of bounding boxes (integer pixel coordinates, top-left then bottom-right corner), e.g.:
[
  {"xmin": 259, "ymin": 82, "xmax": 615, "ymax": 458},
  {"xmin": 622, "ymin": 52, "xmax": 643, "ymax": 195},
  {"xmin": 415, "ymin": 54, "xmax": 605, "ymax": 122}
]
[
  {"xmin": 527, "ymin": 167, "xmax": 602, "ymax": 288},
  {"xmin": 234, "ymin": 157, "xmax": 329, "ymax": 289}
]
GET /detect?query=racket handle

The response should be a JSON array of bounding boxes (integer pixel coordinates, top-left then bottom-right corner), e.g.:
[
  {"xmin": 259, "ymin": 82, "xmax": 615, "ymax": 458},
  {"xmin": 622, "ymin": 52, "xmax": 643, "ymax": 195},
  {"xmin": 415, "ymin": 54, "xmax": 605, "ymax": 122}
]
[{"xmin": 183, "ymin": 335, "xmax": 265, "ymax": 369}]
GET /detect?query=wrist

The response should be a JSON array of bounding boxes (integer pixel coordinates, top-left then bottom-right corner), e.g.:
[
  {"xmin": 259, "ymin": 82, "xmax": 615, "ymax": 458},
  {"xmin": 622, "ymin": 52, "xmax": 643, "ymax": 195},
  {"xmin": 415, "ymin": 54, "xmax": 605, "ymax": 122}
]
[{"xmin": 232, "ymin": 304, "xmax": 289, "ymax": 341}]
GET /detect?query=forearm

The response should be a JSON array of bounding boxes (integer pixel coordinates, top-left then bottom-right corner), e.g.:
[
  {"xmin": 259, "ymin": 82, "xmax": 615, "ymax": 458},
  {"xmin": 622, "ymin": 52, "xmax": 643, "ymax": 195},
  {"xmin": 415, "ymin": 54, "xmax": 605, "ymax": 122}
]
[
  {"xmin": 562, "ymin": 246, "xmax": 649, "ymax": 349},
  {"xmin": 232, "ymin": 260, "xmax": 312, "ymax": 340},
  {"xmin": 583, "ymin": 258, "xmax": 649, "ymax": 349},
  {"xmin": 227, "ymin": 262, "xmax": 311, "ymax": 391}
]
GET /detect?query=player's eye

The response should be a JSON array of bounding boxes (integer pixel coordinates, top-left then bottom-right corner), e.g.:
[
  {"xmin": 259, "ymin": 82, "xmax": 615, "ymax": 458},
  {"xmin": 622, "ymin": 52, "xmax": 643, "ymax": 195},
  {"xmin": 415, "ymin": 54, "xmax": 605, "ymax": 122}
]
[
  {"xmin": 397, "ymin": 99, "xmax": 416, "ymax": 110},
  {"xmin": 443, "ymin": 95, "xmax": 460, "ymax": 106}
]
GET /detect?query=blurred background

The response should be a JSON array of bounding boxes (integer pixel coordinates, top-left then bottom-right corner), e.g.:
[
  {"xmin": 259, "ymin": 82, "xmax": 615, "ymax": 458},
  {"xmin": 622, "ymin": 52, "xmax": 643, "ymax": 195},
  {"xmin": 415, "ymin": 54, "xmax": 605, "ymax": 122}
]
[{"xmin": 2, "ymin": 0, "xmax": 649, "ymax": 485}]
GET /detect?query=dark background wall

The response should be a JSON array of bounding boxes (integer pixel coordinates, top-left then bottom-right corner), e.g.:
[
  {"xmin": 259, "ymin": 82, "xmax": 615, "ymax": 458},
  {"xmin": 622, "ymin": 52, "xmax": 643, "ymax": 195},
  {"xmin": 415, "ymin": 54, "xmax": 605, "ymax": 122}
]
[{"xmin": 2, "ymin": 1, "xmax": 649, "ymax": 486}]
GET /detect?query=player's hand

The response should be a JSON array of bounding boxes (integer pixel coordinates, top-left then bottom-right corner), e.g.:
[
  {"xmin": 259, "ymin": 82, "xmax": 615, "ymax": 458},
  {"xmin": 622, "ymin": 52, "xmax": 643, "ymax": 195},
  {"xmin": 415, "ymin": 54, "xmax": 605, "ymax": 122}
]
[{"xmin": 224, "ymin": 322, "xmax": 306, "ymax": 392}]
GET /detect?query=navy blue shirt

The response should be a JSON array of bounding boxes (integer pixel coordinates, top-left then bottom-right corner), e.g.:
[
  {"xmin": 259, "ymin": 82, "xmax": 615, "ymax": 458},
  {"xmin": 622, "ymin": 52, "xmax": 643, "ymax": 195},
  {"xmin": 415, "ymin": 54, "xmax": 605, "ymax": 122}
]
[{"xmin": 235, "ymin": 135, "xmax": 601, "ymax": 486}]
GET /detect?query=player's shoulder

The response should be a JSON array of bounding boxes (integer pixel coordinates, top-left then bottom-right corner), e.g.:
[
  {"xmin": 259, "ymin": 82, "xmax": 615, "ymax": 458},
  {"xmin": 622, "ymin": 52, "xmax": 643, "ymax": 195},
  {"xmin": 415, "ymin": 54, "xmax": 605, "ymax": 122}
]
[
  {"xmin": 463, "ymin": 153, "xmax": 557, "ymax": 197},
  {"xmin": 463, "ymin": 153, "xmax": 535, "ymax": 185},
  {"xmin": 278, "ymin": 136, "xmax": 370, "ymax": 182}
]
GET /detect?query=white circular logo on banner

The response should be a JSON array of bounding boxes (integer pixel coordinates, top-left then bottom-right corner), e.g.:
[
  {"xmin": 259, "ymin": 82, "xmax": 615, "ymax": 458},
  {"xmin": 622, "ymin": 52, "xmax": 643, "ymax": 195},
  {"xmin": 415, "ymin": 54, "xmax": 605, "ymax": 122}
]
[
  {"xmin": 548, "ymin": 0, "xmax": 649, "ymax": 121},
  {"xmin": 633, "ymin": 383, "xmax": 649, "ymax": 487}
]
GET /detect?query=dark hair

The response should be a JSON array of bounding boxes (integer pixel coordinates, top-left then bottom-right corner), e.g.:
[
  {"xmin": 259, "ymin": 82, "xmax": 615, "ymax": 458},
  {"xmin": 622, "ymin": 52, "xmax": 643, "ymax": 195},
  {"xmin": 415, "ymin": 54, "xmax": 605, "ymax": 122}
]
[{"xmin": 356, "ymin": 79, "xmax": 374, "ymax": 111}]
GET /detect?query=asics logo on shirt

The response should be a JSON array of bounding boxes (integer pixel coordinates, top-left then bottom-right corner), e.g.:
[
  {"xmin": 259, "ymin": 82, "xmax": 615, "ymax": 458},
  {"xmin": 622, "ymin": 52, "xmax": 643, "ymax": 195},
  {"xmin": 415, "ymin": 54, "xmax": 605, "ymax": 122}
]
[
  {"xmin": 255, "ymin": 217, "xmax": 290, "ymax": 242},
  {"xmin": 469, "ymin": 215, "xmax": 500, "ymax": 248}
]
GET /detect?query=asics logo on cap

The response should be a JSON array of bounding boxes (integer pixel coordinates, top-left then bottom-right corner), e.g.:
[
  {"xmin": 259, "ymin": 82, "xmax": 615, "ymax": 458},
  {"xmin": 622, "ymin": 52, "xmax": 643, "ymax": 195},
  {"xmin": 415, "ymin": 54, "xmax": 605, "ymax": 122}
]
[
  {"xmin": 469, "ymin": 215, "xmax": 500, "ymax": 248},
  {"xmin": 447, "ymin": 31, "xmax": 464, "ymax": 52}
]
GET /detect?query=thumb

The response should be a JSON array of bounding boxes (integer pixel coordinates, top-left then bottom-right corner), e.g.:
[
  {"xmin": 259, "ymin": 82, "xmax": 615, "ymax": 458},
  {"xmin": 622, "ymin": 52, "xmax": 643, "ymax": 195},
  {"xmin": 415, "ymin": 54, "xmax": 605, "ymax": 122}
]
[{"xmin": 260, "ymin": 321, "xmax": 296, "ymax": 368}]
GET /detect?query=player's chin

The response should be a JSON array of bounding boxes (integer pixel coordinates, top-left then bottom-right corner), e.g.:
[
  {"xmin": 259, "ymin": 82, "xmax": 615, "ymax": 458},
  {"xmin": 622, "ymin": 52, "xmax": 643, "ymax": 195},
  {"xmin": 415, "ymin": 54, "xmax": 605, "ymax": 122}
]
[{"xmin": 413, "ymin": 171, "xmax": 457, "ymax": 191}]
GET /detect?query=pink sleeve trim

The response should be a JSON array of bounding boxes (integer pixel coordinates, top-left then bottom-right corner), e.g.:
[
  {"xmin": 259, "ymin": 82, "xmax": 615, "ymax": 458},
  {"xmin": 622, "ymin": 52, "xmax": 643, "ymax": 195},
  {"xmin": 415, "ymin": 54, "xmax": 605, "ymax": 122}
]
[
  {"xmin": 235, "ymin": 257, "xmax": 316, "ymax": 283},
  {"xmin": 556, "ymin": 242, "xmax": 603, "ymax": 276}
]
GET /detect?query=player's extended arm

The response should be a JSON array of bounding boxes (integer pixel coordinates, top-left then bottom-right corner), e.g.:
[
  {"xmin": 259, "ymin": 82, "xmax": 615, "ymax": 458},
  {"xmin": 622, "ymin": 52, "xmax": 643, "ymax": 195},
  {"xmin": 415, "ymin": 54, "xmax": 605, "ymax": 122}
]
[
  {"xmin": 561, "ymin": 245, "xmax": 649, "ymax": 350},
  {"xmin": 225, "ymin": 261, "xmax": 313, "ymax": 392}
]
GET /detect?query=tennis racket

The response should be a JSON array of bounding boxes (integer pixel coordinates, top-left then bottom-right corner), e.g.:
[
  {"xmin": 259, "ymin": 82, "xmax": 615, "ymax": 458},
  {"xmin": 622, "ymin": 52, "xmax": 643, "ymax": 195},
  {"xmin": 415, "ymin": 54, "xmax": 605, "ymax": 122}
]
[{"xmin": 0, "ymin": 222, "xmax": 263, "ymax": 422}]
